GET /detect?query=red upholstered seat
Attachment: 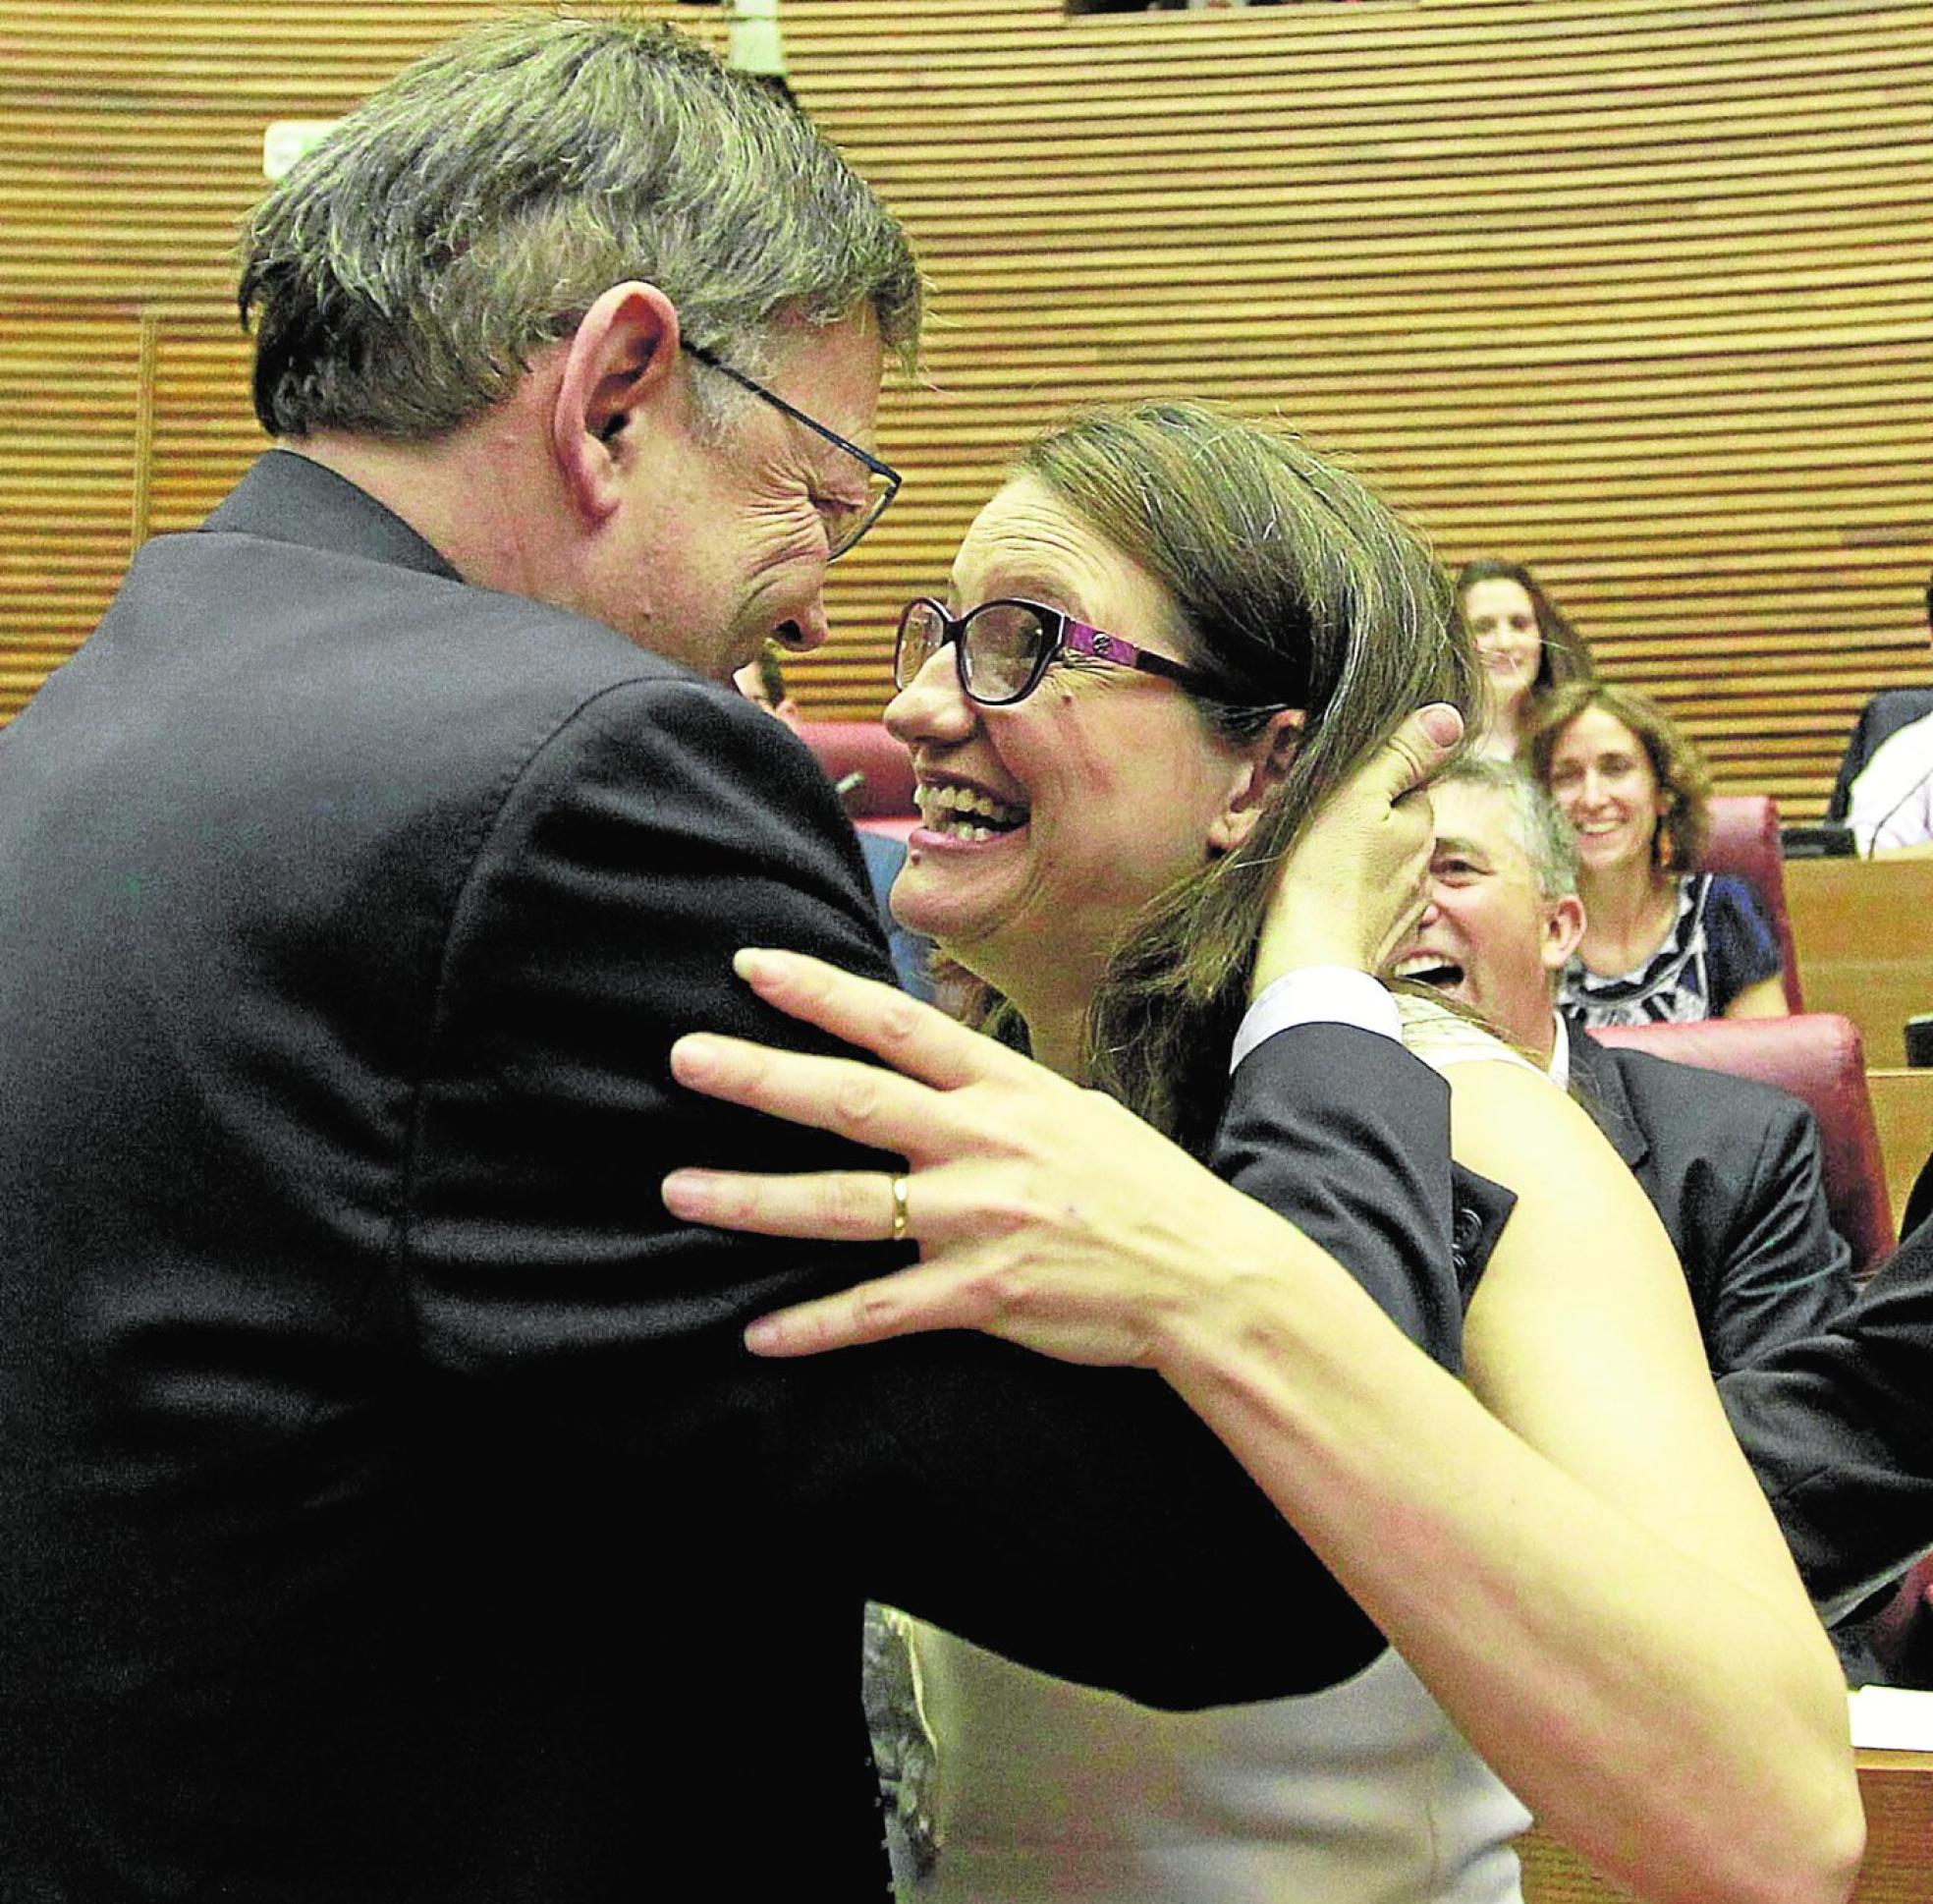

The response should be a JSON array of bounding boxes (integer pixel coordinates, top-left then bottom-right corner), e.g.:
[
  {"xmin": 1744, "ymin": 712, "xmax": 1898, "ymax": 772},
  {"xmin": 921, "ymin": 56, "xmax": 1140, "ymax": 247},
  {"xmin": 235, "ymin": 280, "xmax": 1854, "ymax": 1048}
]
[
  {"xmin": 795, "ymin": 720, "xmax": 917, "ymax": 822},
  {"xmin": 1698, "ymin": 795, "xmax": 1802, "ymax": 1012},
  {"xmin": 1589, "ymin": 1013, "xmax": 1896, "ymax": 1277}
]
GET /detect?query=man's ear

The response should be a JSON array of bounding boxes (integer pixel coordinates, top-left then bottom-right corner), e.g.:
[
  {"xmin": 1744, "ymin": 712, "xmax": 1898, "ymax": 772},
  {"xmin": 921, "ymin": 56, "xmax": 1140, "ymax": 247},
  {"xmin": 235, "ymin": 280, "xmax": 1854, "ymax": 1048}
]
[
  {"xmin": 1207, "ymin": 706, "xmax": 1306, "ymax": 854},
  {"xmin": 1541, "ymin": 891, "xmax": 1587, "ymax": 971},
  {"xmin": 551, "ymin": 282, "xmax": 682, "ymax": 525}
]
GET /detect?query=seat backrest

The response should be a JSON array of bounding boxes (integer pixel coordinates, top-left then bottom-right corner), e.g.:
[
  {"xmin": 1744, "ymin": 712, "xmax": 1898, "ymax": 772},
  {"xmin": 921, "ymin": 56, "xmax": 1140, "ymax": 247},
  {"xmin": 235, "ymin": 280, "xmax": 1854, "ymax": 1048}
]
[
  {"xmin": 1826, "ymin": 687, "xmax": 1933, "ymax": 821},
  {"xmin": 1589, "ymin": 1013, "xmax": 1896, "ymax": 1276},
  {"xmin": 795, "ymin": 720, "xmax": 917, "ymax": 820},
  {"xmin": 1698, "ymin": 794, "xmax": 1802, "ymax": 1011}
]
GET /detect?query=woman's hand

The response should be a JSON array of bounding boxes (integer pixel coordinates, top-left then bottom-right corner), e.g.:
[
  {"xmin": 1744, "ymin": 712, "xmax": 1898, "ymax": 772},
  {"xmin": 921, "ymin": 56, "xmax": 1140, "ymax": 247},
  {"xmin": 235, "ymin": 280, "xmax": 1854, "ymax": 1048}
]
[
  {"xmin": 1249, "ymin": 701, "xmax": 1464, "ymax": 997},
  {"xmin": 661, "ymin": 949, "xmax": 1315, "ymax": 1366}
]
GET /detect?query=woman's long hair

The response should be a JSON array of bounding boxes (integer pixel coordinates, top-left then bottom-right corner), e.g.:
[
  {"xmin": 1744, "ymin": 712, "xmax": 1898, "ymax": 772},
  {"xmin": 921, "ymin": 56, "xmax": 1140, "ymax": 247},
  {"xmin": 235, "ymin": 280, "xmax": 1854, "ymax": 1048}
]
[{"xmin": 965, "ymin": 402, "xmax": 1478, "ymax": 1157}]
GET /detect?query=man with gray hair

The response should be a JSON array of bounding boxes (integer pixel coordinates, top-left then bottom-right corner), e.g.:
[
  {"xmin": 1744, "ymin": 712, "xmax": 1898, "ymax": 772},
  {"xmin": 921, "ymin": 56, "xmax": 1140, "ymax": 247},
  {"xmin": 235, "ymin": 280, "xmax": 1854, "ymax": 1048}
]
[
  {"xmin": 1391, "ymin": 756, "xmax": 1851, "ymax": 1372},
  {"xmin": 0, "ymin": 20, "xmax": 1466, "ymax": 1900}
]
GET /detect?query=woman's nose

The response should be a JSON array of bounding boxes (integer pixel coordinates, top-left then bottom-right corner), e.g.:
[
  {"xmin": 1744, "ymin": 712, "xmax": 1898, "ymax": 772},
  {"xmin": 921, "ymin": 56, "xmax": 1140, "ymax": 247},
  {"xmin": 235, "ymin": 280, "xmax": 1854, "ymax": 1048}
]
[
  {"xmin": 884, "ymin": 644, "xmax": 976, "ymax": 747},
  {"xmin": 1564, "ymin": 769, "xmax": 1600, "ymax": 812}
]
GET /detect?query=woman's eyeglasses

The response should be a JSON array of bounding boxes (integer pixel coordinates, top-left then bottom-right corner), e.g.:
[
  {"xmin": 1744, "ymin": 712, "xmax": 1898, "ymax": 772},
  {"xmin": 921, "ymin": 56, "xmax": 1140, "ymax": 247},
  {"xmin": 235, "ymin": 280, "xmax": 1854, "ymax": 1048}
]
[{"xmin": 895, "ymin": 596, "xmax": 1243, "ymax": 707}]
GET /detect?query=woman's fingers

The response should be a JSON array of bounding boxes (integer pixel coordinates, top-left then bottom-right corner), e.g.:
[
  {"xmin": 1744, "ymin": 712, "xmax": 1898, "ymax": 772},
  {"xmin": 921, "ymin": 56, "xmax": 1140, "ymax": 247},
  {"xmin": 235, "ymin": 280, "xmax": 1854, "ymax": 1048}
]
[
  {"xmin": 741, "ymin": 1257, "xmax": 1162, "ymax": 1369},
  {"xmin": 664, "ymin": 1150, "xmax": 1031, "ymax": 1255},
  {"xmin": 663, "ymin": 1163, "xmax": 911, "ymax": 1243},
  {"xmin": 742, "ymin": 1268, "xmax": 967, "ymax": 1356},
  {"xmin": 1251, "ymin": 702, "xmax": 1464, "ymax": 991},
  {"xmin": 670, "ymin": 1027, "xmax": 928, "ymax": 1148},
  {"xmin": 727, "ymin": 947, "xmax": 1026, "ymax": 1092},
  {"xmin": 1381, "ymin": 701, "xmax": 1466, "ymax": 806},
  {"xmin": 671, "ymin": 949, "xmax": 1080, "ymax": 1155}
]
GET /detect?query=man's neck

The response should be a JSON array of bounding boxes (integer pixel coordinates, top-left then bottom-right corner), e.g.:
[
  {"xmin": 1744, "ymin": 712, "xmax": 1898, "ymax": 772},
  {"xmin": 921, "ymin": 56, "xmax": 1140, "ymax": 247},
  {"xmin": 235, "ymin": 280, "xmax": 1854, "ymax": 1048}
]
[{"xmin": 281, "ymin": 418, "xmax": 560, "ymax": 602}]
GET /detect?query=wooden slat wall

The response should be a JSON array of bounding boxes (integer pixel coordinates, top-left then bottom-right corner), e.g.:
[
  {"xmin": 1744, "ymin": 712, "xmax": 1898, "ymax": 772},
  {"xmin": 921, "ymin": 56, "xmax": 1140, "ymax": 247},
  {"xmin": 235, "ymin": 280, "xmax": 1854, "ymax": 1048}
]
[
  {"xmin": 3, "ymin": 1, "xmax": 1929, "ymax": 812},
  {"xmin": 0, "ymin": 306, "xmax": 145, "ymax": 709}
]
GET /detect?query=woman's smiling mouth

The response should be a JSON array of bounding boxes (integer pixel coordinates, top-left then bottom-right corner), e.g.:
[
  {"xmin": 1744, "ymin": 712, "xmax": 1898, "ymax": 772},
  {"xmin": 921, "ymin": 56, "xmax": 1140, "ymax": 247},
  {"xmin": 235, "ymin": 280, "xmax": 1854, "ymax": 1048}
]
[{"xmin": 914, "ymin": 779, "xmax": 1028, "ymax": 843}]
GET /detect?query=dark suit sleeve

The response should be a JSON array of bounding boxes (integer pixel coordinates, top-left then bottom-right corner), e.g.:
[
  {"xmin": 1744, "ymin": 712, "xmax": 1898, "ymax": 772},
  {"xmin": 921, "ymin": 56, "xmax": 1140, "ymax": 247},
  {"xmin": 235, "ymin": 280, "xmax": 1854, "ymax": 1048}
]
[
  {"xmin": 1215, "ymin": 1027, "xmax": 1461, "ymax": 1371},
  {"xmin": 1703, "ymin": 1100, "xmax": 1855, "ymax": 1374},
  {"xmin": 800, "ymin": 1024, "xmax": 1463, "ymax": 1704},
  {"xmin": 402, "ymin": 679, "xmax": 1459, "ymax": 1704},
  {"xmin": 1722, "ymin": 1219, "xmax": 1933, "ymax": 1621},
  {"xmin": 400, "ymin": 675, "xmax": 918, "ymax": 1355}
]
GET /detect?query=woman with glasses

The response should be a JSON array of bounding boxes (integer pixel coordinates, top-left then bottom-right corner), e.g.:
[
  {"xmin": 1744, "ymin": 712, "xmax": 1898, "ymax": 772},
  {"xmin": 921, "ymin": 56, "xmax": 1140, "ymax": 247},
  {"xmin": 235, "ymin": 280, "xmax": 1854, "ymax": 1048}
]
[{"xmin": 661, "ymin": 404, "xmax": 1859, "ymax": 1904}]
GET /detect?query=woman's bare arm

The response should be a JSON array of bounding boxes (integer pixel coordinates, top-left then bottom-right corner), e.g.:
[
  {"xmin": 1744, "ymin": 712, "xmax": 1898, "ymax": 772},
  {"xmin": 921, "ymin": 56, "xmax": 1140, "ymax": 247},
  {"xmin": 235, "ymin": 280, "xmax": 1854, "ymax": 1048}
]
[
  {"xmin": 1725, "ymin": 974, "xmax": 1792, "ymax": 1019},
  {"xmin": 1172, "ymin": 1055, "xmax": 1859, "ymax": 1904},
  {"xmin": 664, "ymin": 957, "xmax": 1860, "ymax": 1904}
]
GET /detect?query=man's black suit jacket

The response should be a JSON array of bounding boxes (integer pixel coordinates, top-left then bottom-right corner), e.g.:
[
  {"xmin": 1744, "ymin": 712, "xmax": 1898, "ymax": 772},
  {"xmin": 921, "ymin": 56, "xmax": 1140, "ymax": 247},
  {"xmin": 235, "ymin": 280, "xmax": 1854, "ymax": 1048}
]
[
  {"xmin": 1566, "ymin": 1024, "xmax": 1851, "ymax": 1373},
  {"xmin": 0, "ymin": 453, "xmax": 1468, "ymax": 1901},
  {"xmin": 1723, "ymin": 1204, "xmax": 1933, "ymax": 1624}
]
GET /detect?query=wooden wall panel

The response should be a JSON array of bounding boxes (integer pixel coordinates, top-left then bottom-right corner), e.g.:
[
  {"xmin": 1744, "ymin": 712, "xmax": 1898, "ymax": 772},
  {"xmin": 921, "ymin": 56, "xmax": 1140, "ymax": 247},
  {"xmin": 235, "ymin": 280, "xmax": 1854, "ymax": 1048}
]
[
  {"xmin": 146, "ymin": 316, "xmax": 268, "ymax": 537},
  {"xmin": 0, "ymin": 306, "xmax": 143, "ymax": 712},
  {"xmin": 2, "ymin": 0, "xmax": 1929, "ymax": 813}
]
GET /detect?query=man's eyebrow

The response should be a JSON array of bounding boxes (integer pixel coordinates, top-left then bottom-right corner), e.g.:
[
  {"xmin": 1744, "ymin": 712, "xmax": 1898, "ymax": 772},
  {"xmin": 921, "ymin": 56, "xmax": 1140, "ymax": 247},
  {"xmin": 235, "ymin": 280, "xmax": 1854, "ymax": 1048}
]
[{"xmin": 1431, "ymin": 832, "xmax": 1489, "ymax": 863}]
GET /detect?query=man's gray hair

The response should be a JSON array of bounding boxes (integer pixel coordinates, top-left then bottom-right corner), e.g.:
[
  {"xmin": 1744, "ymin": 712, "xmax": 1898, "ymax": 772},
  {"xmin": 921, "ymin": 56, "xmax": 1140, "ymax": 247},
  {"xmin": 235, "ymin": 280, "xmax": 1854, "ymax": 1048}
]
[
  {"xmin": 1437, "ymin": 756, "xmax": 1578, "ymax": 899},
  {"xmin": 239, "ymin": 15, "xmax": 921, "ymax": 441}
]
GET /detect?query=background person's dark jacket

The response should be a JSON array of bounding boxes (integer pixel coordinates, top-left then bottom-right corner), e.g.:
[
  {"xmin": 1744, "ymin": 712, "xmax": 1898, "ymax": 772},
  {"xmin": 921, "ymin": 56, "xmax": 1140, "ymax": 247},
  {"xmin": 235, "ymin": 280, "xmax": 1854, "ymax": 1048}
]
[
  {"xmin": 1567, "ymin": 1024, "xmax": 1852, "ymax": 1373},
  {"xmin": 1723, "ymin": 1201, "xmax": 1933, "ymax": 1624}
]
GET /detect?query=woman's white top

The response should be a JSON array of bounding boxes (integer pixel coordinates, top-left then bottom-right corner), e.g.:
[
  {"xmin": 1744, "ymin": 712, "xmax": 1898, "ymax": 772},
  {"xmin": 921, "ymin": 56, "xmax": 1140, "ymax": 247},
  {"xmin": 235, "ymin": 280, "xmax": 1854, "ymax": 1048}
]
[
  {"xmin": 877, "ymin": 995, "xmax": 1538, "ymax": 1904},
  {"xmin": 892, "ymin": 1620, "xmax": 1530, "ymax": 1904}
]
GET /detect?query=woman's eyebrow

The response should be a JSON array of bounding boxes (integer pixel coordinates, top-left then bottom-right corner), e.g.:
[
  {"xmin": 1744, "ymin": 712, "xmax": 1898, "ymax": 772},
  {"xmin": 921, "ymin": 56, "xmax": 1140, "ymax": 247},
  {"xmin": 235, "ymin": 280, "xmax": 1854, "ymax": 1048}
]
[{"xmin": 979, "ymin": 576, "xmax": 1083, "ymax": 618}]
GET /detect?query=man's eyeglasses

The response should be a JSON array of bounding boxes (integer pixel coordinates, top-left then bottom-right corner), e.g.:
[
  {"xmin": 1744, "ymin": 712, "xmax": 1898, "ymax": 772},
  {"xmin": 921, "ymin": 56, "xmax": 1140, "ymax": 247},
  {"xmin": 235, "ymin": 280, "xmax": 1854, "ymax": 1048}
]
[
  {"xmin": 896, "ymin": 596, "xmax": 1243, "ymax": 707},
  {"xmin": 683, "ymin": 342, "xmax": 900, "ymax": 561}
]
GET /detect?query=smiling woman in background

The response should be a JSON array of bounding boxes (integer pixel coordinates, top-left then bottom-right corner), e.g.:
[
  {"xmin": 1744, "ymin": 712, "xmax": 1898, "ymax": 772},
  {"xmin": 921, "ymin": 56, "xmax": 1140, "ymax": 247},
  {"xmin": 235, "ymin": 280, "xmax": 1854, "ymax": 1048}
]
[
  {"xmin": 1453, "ymin": 558, "xmax": 1594, "ymax": 759},
  {"xmin": 1527, "ymin": 679, "xmax": 1789, "ymax": 1025},
  {"xmin": 662, "ymin": 404, "xmax": 1857, "ymax": 1904}
]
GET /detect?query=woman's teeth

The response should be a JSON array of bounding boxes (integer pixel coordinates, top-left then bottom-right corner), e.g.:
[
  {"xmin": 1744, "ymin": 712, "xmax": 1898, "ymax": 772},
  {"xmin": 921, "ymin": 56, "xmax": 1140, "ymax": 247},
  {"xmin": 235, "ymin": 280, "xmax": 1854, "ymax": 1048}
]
[{"xmin": 917, "ymin": 783, "xmax": 1025, "ymax": 841}]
